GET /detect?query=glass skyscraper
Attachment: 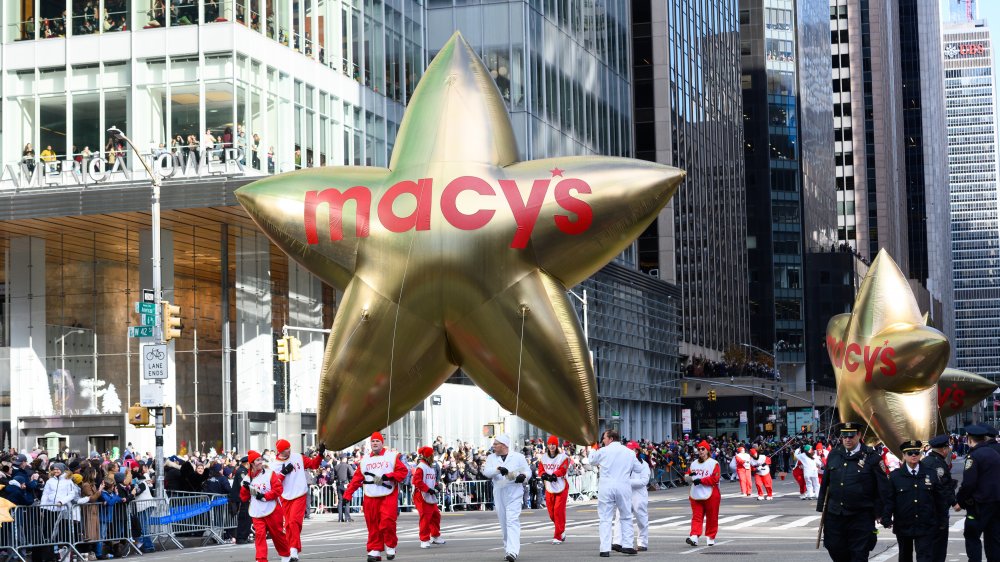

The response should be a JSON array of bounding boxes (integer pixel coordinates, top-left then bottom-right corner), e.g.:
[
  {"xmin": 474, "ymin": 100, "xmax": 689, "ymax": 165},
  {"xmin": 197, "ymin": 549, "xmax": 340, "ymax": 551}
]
[{"xmin": 942, "ymin": 20, "xmax": 1000, "ymax": 381}]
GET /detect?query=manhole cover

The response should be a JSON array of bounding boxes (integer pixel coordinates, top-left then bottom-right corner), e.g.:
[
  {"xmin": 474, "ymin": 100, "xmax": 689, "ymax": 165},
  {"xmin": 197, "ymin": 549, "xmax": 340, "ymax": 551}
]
[{"xmin": 700, "ymin": 552, "xmax": 757, "ymax": 556}]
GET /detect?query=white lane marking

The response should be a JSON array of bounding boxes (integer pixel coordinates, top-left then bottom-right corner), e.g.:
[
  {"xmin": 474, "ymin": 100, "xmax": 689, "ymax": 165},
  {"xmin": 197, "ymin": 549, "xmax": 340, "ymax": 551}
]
[
  {"xmin": 776, "ymin": 515, "xmax": 821, "ymax": 529},
  {"xmin": 951, "ymin": 518, "xmax": 965, "ymax": 531},
  {"xmin": 679, "ymin": 539, "xmax": 733, "ymax": 555},
  {"xmin": 871, "ymin": 544, "xmax": 899, "ymax": 562},
  {"xmin": 729, "ymin": 514, "xmax": 782, "ymax": 528}
]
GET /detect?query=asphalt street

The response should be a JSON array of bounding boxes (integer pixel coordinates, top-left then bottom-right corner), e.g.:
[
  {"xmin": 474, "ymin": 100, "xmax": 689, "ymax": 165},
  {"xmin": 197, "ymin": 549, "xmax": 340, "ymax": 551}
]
[{"xmin": 146, "ymin": 473, "xmax": 972, "ymax": 562}]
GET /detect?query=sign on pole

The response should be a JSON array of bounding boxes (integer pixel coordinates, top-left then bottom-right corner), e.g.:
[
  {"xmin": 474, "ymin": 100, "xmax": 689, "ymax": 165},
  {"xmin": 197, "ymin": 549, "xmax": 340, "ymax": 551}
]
[
  {"xmin": 135, "ymin": 302, "xmax": 157, "ymax": 315},
  {"xmin": 128, "ymin": 326, "xmax": 154, "ymax": 338},
  {"xmin": 142, "ymin": 288, "xmax": 156, "ymax": 303},
  {"xmin": 140, "ymin": 313, "xmax": 157, "ymax": 326},
  {"xmin": 142, "ymin": 344, "xmax": 169, "ymax": 380},
  {"xmin": 140, "ymin": 383, "xmax": 164, "ymax": 407},
  {"xmin": 681, "ymin": 408, "xmax": 692, "ymax": 433},
  {"xmin": 739, "ymin": 410, "xmax": 748, "ymax": 423}
]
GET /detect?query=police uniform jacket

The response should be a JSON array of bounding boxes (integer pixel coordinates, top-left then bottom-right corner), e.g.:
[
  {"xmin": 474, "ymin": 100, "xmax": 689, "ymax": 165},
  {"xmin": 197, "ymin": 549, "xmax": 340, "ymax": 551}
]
[
  {"xmin": 882, "ymin": 464, "xmax": 949, "ymax": 536},
  {"xmin": 957, "ymin": 442, "xmax": 1000, "ymax": 509},
  {"xmin": 920, "ymin": 451, "xmax": 956, "ymax": 524},
  {"xmin": 817, "ymin": 444, "xmax": 889, "ymax": 516}
]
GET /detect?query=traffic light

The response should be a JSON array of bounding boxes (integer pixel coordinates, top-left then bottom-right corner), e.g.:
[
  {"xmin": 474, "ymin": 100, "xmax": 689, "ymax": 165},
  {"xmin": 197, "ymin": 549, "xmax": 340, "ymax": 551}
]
[
  {"xmin": 161, "ymin": 300, "xmax": 182, "ymax": 341},
  {"xmin": 128, "ymin": 403, "xmax": 150, "ymax": 426},
  {"xmin": 707, "ymin": 389, "xmax": 717, "ymax": 402},
  {"xmin": 289, "ymin": 336, "xmax": 301, "ymax": 361},
  {"xmin": 277, "ymin": 335, "xmax": 290, "ymax": 363}
]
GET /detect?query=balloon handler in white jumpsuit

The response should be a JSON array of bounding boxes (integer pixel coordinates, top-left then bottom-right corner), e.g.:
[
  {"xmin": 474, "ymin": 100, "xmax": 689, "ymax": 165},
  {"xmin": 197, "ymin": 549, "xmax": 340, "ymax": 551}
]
[
  {"xmin": 482, "ymin": 434, "xmax": 530, "ymax": 562},
  {"xmin": 590, "ymin": 429, "xmax": 644, "ymax": 557},
  {"xmin": 612, "ymin": 441, "xmax": 651, "ymax": 552}
]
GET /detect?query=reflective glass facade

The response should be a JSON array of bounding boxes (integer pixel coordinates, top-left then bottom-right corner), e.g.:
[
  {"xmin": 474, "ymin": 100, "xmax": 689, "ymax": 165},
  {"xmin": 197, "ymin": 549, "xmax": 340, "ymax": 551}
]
[
  {"xmin": 740, "ymin": 0, "xmax": 834, "ymax": 368},
  {"xmin": 942, "ymin": 22, "xmax": 1000, "ymax": 381},
  {"xmin": 633, "ymin": 0, "xmax": 749, "ymax": 363}
]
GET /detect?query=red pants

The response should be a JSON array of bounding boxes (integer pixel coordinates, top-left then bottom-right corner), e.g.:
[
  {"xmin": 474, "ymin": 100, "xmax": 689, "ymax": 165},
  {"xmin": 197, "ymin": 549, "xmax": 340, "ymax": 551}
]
[
  {"xmin": 689, "ymin": 489, "xmax": 721, "ymax": 539},
  {"xmin": 792, "ymin": 467, "xmax": 806, "ymax": 493},
  {"xmin": 413, "ymin": 493, "xmax": 441, "ymax": 541},
  {"xmin": 753, "ymin": 473, "xmax": 773, "ymax": 497},
  {"xmin": 545, "ymin": 489, "xmax": 568, "ymax": 540},
  {"xmin": 252, "ymin": 507, "xmax": 290, "ymax": 562},
  {"xmin": 362, "ymin": 494, "xmax": 399, "ymax": 552},
  {"xmin": 280, "ymin": 494, "xmax": 307, "ymax": 552},
  {"xmin": 737, "ymin": 468, "xmax": 752, "ymax": 495}
]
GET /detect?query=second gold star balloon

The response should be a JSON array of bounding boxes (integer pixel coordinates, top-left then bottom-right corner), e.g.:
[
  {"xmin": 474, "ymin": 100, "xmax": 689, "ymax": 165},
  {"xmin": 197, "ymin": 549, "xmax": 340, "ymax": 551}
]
[{"xmin": 236, "ymin": 32, "xmax": 685, "ymax": 448}]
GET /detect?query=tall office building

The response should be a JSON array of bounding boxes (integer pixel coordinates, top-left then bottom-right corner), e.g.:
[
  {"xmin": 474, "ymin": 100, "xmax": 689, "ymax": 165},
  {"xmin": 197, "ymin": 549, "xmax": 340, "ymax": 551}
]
[
  {"xmin": 739, "ymin": 0, "xmax": 836, "ymax": 375},
  {"xmin": 898, "ymin": 0, "xmax": 954, "ymax": 347},
  {"xmin": 942, "ymin": 18, "xmax": 1000, "ymax": 381},
  {"xmin": 830, "ymin": 0, "xmax": 910, "ymax": 269},
  {"xmin": 632, "ymin": 0, "xmax": 750, "ymax": 363}
]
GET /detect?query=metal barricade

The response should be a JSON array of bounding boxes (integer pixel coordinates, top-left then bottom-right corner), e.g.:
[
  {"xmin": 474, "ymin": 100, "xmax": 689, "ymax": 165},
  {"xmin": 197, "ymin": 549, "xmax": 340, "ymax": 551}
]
[
  {"xmin": 131, "ymin": 497, "xmax": 183, "ymax": 551},
  {"xmin": 444, "ymin": 480, "xmax": 492, "ymax": 511},
  {"xmin": 10, "ymin": 503, "xmax": 85, "ymax": 562},
  {"xmin": 0, "ymin": 505, "xmax": 26, "ymax": 562},
  {"xmin": 164, "ymin": 491, "xmax": 230, "ymax": 545},
  {"xmin": 72, "ymin": 499, "xmax": 144, "ymax": 559}
]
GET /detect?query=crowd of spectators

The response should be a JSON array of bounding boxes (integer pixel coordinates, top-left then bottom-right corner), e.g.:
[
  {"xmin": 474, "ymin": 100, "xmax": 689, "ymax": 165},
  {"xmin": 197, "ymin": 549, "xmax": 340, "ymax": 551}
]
[
  {"xmin": 684, "ymin": 356, "xmax": 781, "ymax": 380},
  {"xmin": 828, "ymin": 241, "xmax": 871, "ymax": 266}
]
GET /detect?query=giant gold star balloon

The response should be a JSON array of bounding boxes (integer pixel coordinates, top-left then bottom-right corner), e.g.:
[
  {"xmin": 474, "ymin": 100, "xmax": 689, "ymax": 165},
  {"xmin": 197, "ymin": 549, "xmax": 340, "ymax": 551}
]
[
  {"xmin": 236, "ymin": 32, "xmax": 684, "ymax": 448},
  {"xmin": 938, "ymin": 368, "xmax": 998, "ymax": 421},
  {"xmin": 825, "ymin": 249, "xmax": 950, "ymax": 457}
]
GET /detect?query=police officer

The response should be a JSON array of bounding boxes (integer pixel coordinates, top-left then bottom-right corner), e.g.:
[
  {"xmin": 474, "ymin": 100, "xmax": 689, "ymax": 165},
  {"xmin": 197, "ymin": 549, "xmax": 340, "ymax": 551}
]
[
  {"xmin": 817, "ymin": 422, "xmax": 890, "ymax": 562},
  {"xmin": 984, "ymin": 425, "xmax": 1000, "ymax": 454},
  {"xmin": 229, "ymin": 455, "xmax": 252, "ymax": 544},
  {"xmin": 956, "ymin": 424, "xmax": 1000, "ymax": 562},
  {"xmin": 920, "ymin": 435, "xmax": 958, "ymax": 562},
  {"xmin": 880, "ymin": 440, "xmax": 949, "ymax": 562}
]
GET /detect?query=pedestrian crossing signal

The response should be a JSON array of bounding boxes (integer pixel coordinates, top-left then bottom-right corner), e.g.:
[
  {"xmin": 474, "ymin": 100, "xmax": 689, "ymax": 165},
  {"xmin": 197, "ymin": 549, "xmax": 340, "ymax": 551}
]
[{"xmin": 708, "ymin": 389, "xmax": 717, "ymax": 401}]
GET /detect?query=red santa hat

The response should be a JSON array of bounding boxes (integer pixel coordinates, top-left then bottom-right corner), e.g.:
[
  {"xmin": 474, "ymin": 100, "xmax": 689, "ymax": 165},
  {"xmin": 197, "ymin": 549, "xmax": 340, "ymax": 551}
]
[
  {"xmin": 247, "ymin": 450, "xmax": 261, "ymax": 464},
  {"xmin": 696, "ymin": 440, "xmax": 711, "ymax": 451},
  {"xmin": 626, "ymin": 441, "xmax": 640, "ymax": 451},
  {"xmin": 547, "ymin": 435, "xmax": 559, "ymax": 446},
  {"xmin": 749, "ymin": 448, "xmax": 758, "ymax": 456},
  {"xmin": 371, "ymin": 431, "xmax": 385, "ymax": 442},
  {"xmin": 275, "ymin": 439, "xmax": 291, "ymax": 453},
  {"xmin": 737, "ymin": 446, "xmax": 745, "ymax": 453},
  {"xmin": 418, "ymin": 446, "xmax": 434, "ymax": 459}
]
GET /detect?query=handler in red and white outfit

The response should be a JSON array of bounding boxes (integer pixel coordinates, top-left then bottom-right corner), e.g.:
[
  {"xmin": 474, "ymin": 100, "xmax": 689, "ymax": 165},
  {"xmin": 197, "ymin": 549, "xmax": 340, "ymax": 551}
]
[
  {"xmin": 270, "ymin": 438, "xmax": 325, "ymax": 561},
  {"xmin": 748, "ymin": 448, "xmax": 773, "ymax": 500},
  {"xmin": 537, "ymin": 435, "xmax": 571, "ymax": 544},
  {"xmin": 412, "ymin": 446, "xmax": 446, "ymax": 548},
  {"xmin": 343, "ymin": 432, "xmax": 410, "ymax": 562},
  {"xmin": 685, "ymin": 441, "xmax": 721, "ymax": 547},
  {"xmin": 734, "ymin": 447, "xmax": 752, "ymax": 497},
  {"xmin": 240, "ymin": 450, "xmax": 291, "ymax": 562}
]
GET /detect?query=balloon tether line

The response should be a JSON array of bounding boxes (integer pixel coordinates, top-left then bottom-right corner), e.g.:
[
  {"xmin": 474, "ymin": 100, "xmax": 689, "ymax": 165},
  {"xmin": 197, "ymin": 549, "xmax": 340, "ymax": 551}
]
[
  {"xmin": 514, "ymin": 305, "xmax": 529, "ymax": 418},
  {"xmin": 385, "ymin": 189, "xmax": 423, "ymax": 430}
]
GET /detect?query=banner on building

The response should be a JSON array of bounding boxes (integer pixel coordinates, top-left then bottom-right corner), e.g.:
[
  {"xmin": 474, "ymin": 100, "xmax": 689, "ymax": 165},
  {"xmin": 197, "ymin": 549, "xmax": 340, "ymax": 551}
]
[{"xmin": 681, "ymin": 409, "xmax": 692, "ymax": 433}]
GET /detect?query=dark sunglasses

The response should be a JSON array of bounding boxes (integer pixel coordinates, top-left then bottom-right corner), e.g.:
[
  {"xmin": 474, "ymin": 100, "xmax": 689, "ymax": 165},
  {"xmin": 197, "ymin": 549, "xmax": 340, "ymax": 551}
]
[{"xmin": 904, "ymin": 451, "xmax": 921, "ymax": 456}]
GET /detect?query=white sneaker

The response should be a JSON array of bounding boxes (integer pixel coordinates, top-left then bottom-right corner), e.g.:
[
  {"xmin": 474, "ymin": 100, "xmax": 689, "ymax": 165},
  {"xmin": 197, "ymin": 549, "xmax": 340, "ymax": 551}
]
[
  {"xmin": 757, "ymin": 496, "xmax": 764, "ymax": 501},
  {"xmin": 800, "ymin": 495, "xmax": 807, "ymax": 500},
  {"xmin": 385, "ymin": 547, "xmax": 396, "ymax": 560},
  {"xmin": 420, "ymin": 541, "xmax": 431, "ymax": 549},
  {"xmin": 431, "ymin": 536, "xmax": 446, "ymax": 544},
  {"xmin": 707, "ymin": 538, "xmax": 716, "ymax": 546},
  {"xmin": 280, "ymin": 557, "xmax": 290, "ymax": 562},
  {"xmin": 290, "ymin": 547, "xmax": 300, "ymax": 561},
  {"xmin": 685, "ymin": 535, "xmax": 698, "ymax": 546},
  {"xmin": 766, "ymin": 496, "xmax": 773, "ymax": 501},
  {"xmin": 551, "ymin": 538, "xmax": 563, "ymax": 544}
]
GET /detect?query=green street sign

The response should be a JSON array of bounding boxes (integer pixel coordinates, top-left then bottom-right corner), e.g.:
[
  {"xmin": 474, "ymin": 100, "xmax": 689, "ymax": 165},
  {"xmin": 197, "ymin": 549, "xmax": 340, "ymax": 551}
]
[
  {"xmin": 128, "ymin": 326, "xmax": 154, "ymax": 338},
  {"xmin": 135, "ymin": 302, "xmax": 157, "ymax": 315},
  {"xmin": 140, "ymin": 313, "xmax": 157, "ymax": 326}
]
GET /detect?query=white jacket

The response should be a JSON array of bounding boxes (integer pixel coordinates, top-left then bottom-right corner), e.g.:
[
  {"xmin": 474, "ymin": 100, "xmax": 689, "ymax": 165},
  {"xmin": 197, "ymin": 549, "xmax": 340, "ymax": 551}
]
[
  {"xmin": 482, "ymin": 452, "xmax": 530, "ymax": 491},
  {"xmin": 795, "ymin": 452, "xmax": 820, "ymax": 477},
  {"xmin": 41, "ymin": 475, "xmax": 82, "ymax": 519}
]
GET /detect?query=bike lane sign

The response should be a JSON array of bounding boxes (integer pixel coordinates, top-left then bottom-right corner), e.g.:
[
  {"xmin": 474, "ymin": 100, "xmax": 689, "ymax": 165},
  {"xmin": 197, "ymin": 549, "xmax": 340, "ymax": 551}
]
[{"xmin": 142, "ymin": 343, "xmax": 170, "ymax": 380}]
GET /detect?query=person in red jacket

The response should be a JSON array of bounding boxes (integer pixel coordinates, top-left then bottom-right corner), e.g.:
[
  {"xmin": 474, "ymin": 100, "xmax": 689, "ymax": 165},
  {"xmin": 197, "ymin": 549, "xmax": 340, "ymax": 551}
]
[
  {"xmin": 270, "ymin": 438, "xmax": 326, "ymax": 562},
  {"xmin": 412, "ymin": 446, "xmax": 446, "ymax": 548},
  {"xmin": 239, "ymin": 450, "xmax": 291, "ymax": 562},
  {"xmin": 538, "ymin": 435, "xmax": 571, "ymax": 544},
  {"xmin": 343, "ymin": 432, "xmax": 410, "ymax": 562},
  {"xmin": 685, "ymin": 441, "xmax": 722, "ymax": 546},
  {"xmin": 748, "ymin": 448, "xmax": 773, "ymax": 500}
]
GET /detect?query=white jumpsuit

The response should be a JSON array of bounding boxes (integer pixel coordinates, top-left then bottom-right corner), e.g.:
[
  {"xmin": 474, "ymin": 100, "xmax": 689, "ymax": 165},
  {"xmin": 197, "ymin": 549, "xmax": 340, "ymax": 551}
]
[
  {"xmin": 612, "ymin": 459, "xmax": 651, "ymax": 548},
  {"xmin": 795, "ymin": 451, "xmax": 820, "ymax": 498},
  {"xmin": 590, "ymin": 442, "xmax": 645, "ymax": 553},
  {"xmin": 482, "ymin": 451, "xmax": 530, "ymax": 557}
]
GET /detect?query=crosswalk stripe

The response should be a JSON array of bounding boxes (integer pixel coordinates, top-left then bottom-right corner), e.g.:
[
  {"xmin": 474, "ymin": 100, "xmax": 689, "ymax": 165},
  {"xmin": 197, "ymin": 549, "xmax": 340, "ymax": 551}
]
[
  {"xmin": 775, "ymin": 515, "xmax": 820, "ymax": 529},
  {"xmin": 951, "ymin": 518, "xmax": 965, "ymax": 531},
  {"xmin": 729, "ymin": 514, "xmax": 782, "ymax": 529},
  {"xmin": 647, "ymin": 516, "xmax": 688, "ymax": 525},
  {"xmin": 649, "ymin": 515, "xmax": 755, "ymax": 530}
]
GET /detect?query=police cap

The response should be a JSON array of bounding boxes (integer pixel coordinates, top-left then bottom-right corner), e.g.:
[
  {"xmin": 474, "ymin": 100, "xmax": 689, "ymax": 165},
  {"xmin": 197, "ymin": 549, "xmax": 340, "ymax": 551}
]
[
  {"xmin": 899, "ymin": 440, "xmax": 922, "ymax": 453},
  {"xmin": 838, "ymin": 422, "xmax": 861, "ymax": 436},
  {"xmin": 927, "ymin": 435, "xmax": 950, "ymax": 448},
  {"xmin": 965, "ymin": 424, "xmax": 989, "ymax": 437}
]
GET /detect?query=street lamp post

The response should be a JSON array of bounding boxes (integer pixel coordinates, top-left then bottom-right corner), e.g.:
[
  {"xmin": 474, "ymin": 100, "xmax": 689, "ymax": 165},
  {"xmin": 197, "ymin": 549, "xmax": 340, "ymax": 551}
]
[
  {"xmin": 108, "ymin": 126, "xmax": 166, "ymax": 499},
  {"xmin": 567, "ymin": 288, "xmax": 588, "ymax": 342}
]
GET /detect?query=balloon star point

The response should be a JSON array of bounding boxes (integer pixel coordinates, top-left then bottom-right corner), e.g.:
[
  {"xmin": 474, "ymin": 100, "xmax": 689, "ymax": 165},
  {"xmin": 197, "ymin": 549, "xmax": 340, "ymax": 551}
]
[{"xmin": 237, "ymin": 32, "xmax": 684, "ymax": 449}]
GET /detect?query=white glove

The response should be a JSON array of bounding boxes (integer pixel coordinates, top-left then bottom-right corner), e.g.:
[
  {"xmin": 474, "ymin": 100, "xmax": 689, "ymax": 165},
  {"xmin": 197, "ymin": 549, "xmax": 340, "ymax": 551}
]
[
  {"xmin": 506, "ymin": 471, "xmax": 518, "ymax": 481},
  {"xmin": 373, "ymin": 474, "xmax": 383, "ymax": 486},
  {"xmin": 684, "ymin": 474, "xmax": 693, "ymax": 484}
]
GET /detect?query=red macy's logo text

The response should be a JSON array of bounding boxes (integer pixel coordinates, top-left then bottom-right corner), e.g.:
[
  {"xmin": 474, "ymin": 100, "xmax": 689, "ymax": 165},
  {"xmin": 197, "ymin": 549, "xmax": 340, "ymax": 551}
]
[
  {"xmin": 826, "ymin": 336, "xmax": 897, "ymax": 382},
  {"xmin": 939, "ymin": 383, "xmax": 966, "ymax": 410},
  {"xmin": 303, "ymin": 176, "xmax": 593, "ymax": 249}
]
